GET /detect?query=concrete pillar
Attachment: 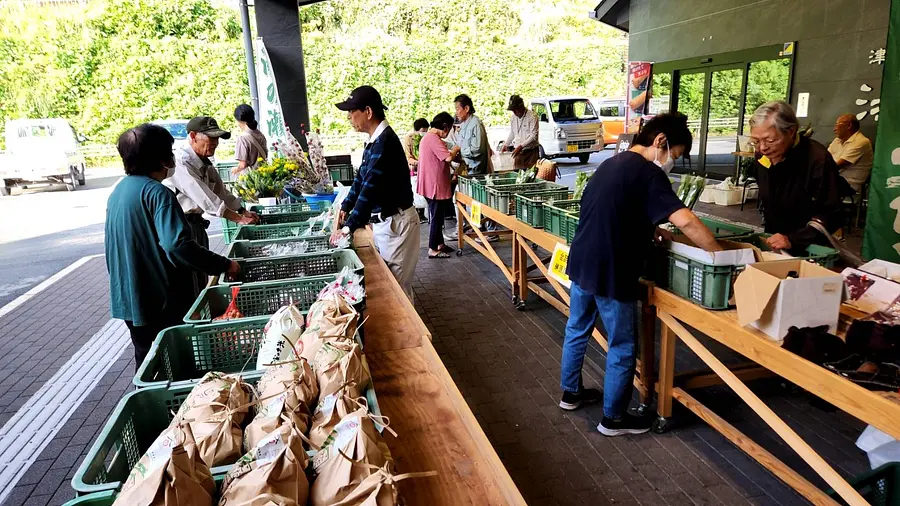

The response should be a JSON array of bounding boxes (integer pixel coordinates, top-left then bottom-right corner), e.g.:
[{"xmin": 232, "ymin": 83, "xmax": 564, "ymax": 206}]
[{"xmin": 254, "ymin": 0, "xmax": 310, "ymax": 146}]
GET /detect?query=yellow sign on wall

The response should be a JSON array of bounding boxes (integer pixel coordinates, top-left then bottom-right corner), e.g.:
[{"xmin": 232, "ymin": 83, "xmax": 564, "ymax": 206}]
[{"xmin": 548, "ymin": 243, "xmax": 571, "ymax": 288}]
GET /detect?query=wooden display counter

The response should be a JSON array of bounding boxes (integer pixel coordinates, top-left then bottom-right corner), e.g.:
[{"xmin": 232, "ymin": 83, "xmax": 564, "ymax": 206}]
[{"xmin": 352, "ymin": 229, "xmax": 526, "ymax": 505}]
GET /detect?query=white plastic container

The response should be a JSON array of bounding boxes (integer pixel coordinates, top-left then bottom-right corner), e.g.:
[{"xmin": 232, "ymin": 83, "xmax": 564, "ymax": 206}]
[{"xmin": 715, "ymin": 188, "xmax": 743, "ymax": 206}]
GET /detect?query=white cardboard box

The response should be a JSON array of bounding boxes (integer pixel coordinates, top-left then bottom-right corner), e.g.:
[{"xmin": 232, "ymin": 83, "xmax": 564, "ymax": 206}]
[
  {"xmin": 734, "ymin": 260, "xmax": 844, "ymax": 340},
  {"xmin": 860, "ymin": 259, "xmax": 900, "ymax": 282},
  {"xmin": 842, "ymin": 267, "xmax": 900, "ymax": 314},
  {"xmin": 669, "ymin": 236, "xmax": 757, "ymax": 266}
]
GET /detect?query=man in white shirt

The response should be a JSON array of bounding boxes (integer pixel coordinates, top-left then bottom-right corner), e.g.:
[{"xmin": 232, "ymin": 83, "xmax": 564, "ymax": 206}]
[
  {"xmin": 502, "ymin": 95, "xmax": 540, "ymax": 169},
  {"xmin": 827, "ymin": 114, "xmax": 873, "ymax": 193},
  {"xmin": 164, "ymin": 116, "xmax": 259, "ymax": 297}
]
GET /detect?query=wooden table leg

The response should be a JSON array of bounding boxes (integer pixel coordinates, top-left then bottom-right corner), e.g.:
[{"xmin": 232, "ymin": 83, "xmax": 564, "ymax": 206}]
[
  {"xmin": 456, "ymin": 202, "xmax": 465, "ymax": 251},
  {"xmin": 516, "ymin": 233, "xmax": 528, "ymax": 305},
  {"xmin": 657, "ymin": 321, "xmax": 676, "ymax": 424},
  {"xmin": 638, "ymin": 301, "xmax": 657, "ymax": 410}
]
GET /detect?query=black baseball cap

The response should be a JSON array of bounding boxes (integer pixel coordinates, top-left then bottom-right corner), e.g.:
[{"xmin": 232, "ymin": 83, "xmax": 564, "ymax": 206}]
[
  {"xmin": 186, "ymin": 116, "xmax": 231, "ymax": 139},
  {"xmin": 507, "ymin": 94, "xmax": 525, "ymax": 111},
  {"xmin": 335, "ymin": 86, "xmax": 388, "ymax": 112}
]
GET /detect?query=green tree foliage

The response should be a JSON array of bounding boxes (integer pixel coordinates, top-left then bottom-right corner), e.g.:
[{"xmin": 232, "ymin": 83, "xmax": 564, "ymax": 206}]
[{"xmin": 0, "ymin": 0, "xmax": 626, "ymax": 147}]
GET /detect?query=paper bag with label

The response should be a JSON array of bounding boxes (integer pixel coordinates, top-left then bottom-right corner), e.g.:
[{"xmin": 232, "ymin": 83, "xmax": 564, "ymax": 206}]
[
  {"xmin": 331, "ymin": 462, "xmax": 438, "ymax": 506},
  {"xmin": 309, "ymin": 408, "xmax": 393, "ymax": 506},
  {"xmin": 245, "ymin": 360, "xmax": 318, "ymax": 450},
  {"xmin": 219, "ymin": 424, "xmax": 310, "ymax": 506},
  {"xmin": 114, "ymin": 424, "xmax": 215, "ymax": 506},
  {"xmin": 173, "ymin": 372, "xmax": 251, "ymax": 468},
  {"xmin": 298, "ymin": 297, "xmax": 359, "ymax": 364},
  {"xmin": 314, "ymin": 342, "xmax": 369, "ymax": 399},
  {"xmin": 308, "ymin": 387, "xmax": 361, "ymax": 448},
  {"xmin": 257, "ymin": 304, "xmax": 306, "ymax": 369}
]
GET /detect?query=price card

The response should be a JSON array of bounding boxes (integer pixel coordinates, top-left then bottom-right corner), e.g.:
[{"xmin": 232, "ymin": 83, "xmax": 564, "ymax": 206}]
[
  {"xmin": 470, "ymin": 201, "xmax": 482, "ymax": 228},
  {"xmin": 548, "ymin": 243, "xmax": 572, "ymax": 288}
]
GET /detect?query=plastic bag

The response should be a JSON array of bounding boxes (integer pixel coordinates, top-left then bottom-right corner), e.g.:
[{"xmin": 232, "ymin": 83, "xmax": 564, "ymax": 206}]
[
  {"xmin": 318, "ymin": 267, "xmax": 365, "ymax": 306},
  {"xmin": 857, "ymin": 424, "xmax": 900, "ymax": 469},
  {"xmin": 257, "ymin": 305, "xmax": 305, "ymax": 369},
  {"xmin": 214, "ymin": 287, "xmax": 245, "ymax": 321}
]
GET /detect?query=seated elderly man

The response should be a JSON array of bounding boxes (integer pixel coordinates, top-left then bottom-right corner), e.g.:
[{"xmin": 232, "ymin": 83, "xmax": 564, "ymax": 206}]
[
  {"xmin": 750, "ymin": 100, "xmax": 843, "ymax": 253},
  {"xmin": 827, "ymin": 114, "xmax": 873, "ymax": 193}
]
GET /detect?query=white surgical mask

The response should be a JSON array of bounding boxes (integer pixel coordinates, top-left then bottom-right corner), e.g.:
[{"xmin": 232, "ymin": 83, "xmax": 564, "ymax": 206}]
[
  {"xmin": 166, "ymin": 166, "xmax": 176, "ymax": 178},
  {"xmin": 653, "ymin": 140, "xmax": 675, "ymax": 173}
]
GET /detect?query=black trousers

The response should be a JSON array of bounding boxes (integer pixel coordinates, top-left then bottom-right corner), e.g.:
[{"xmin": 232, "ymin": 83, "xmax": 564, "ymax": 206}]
[
  {"xmin": 124, "ymin": 313, "xmax": 183, "ymax": 372},
  {"xmin": 425, "ymin": 198, "xmax": 450, "ymax": 250}
]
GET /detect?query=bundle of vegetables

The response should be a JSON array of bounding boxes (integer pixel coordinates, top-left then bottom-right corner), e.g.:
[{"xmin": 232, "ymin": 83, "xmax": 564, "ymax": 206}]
[
  {"xmin": 676, "ymin": 174, "xmax": 706, "ymax": 210},
  {"xmin": 515, "ymin": 166, "xmax": 538, "ymax": 184},
  {"xmin": 573, "ymin": 171, "xmax": 593, "ymax": 200}
]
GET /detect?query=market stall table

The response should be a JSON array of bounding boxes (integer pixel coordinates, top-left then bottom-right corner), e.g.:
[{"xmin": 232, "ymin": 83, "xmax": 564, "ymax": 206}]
[{"xmin": 351, "ymin": 228, "xmax": 526, "ymax": 505}]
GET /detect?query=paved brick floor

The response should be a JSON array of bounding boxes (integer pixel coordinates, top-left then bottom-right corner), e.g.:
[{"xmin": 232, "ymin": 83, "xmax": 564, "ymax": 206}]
[{"xmin": 0, "ymin": 224, "xmax": 869, "ymax": 506}]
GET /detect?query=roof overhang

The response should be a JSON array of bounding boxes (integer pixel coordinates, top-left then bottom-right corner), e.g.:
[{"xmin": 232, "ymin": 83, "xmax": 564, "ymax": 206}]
[{"xmin": 590, "ymin": 0, "xmax": 630, "ymax": 32}]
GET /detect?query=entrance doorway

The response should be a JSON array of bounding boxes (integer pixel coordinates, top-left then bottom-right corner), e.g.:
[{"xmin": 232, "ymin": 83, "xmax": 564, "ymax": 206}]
[{"xmin": 649, "ymin": 45, "xmax": 794, "ymax": 178}]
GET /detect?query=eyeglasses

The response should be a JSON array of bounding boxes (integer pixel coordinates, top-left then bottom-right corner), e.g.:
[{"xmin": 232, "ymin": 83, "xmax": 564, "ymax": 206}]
[{"xmin": 748, "ymin": 137, "xmax": 782, "ymax": 149}]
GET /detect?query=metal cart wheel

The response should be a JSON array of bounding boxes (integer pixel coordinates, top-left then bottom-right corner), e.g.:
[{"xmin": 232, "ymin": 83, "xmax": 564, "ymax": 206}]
[
  {"xmin": 455, "ymin": 249, "xmax": 463, "ymax": 257},
  {"xmin": 652, "ymin": 417, "xmax": 670, "ymax": 434}
]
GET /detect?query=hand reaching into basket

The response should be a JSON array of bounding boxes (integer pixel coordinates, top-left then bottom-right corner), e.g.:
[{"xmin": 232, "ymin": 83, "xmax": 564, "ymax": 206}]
[{"xmin": 225, "ymin": 260, "xmax": 241, "ymax": 282}]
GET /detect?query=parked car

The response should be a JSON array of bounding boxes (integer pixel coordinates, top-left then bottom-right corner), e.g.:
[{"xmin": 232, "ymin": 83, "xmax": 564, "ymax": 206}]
[
  {"xmin": 530, "ymin": 96, "xmax": 603, "ymax": 163},
  {"xmin": 593, "ymin": 97, "xmax": 626, "ymax": 147},
  {"xmin": 0, "ymin": 118, "xmax": 87, "ymax": 196},
  {"xmin": 152, "ymin": 119, "xmax": 189, "ymax": 141}
]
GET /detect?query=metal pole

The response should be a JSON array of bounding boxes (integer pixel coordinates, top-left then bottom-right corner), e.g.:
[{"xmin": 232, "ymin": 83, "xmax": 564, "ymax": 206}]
[{"xmin": 239, "ymin": 0, "xmax": 260, "ymax": 115}]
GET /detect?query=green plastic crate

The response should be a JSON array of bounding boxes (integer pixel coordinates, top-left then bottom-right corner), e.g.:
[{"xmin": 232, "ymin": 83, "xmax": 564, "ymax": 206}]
[
  {"xmin": 222, "ymin": 209, "xmax": 326, "ymax": 244},
  {"xmin": 827, "ymin": 462, "xmax": 900, "ymax": 506},
  {"xmin": 221, "ymin": 250, "xmax": 364, "ymax": 286},
  {"xmin": 72, "ymin": 378, "xmax": 384, "ymax": 496},
  {"xmin": 249, "ymin": 202, "xmax": 327, "ymax": 215},
  {"xmin": 328, "ymin": 164, "xmax": 355, "ymax": 182},
  {"xmin": 184, "ymin": 275, "xmax": 341, "ymax": 324},
  {"xmin": 487, "ymin": 181, "xmax": 566, "ymax": 215},
  {"xmin": 233, "ymin": 221, "xmax": 327, "ymax": 241},
  {"xmin": 134, "ymin": 318, "xmax": 269, "ymax": 388},
  {"xmin": 514, "ymin": 188, "xmax": 571, "ymax": 228},
  {"xmin": 62, "ymin": 491, "xmax": 116, "ymax": 506},
  {"xmin": 459, "ymin": 172, "xmax": 519, "ymax": 202},
  {"xmin": 732, "ymin": 233, "xmax": 840, "ymax": 268},
  {"xmin": 658, "ymin": 250, "xmax": 740, "ymax": 310},
  {"xmin": 215, "ymin": 160, "xmax": 239, "ymax": 183},
  {"xmin": 670, "ymin": 217, "xmax": 755, "ymax": 239},
  {"xmin": 224, "ymin": 235, "xmax": 337, "ymax": 259},
  {"xmin": 542, "ymin": 200, "xmax": 581, "ymax": 244}
]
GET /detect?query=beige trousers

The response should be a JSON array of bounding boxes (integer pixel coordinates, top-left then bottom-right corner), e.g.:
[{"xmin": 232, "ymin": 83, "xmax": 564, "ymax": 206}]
[{"xmin": 372, "ymin": 206, "xmax": 420, "ymax": 301}]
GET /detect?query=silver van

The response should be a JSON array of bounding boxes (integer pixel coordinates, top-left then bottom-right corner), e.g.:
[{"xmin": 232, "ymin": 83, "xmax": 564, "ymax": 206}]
[{"xmin": 531, "ymin": 96, "xmax": 603, "ymax": 163}]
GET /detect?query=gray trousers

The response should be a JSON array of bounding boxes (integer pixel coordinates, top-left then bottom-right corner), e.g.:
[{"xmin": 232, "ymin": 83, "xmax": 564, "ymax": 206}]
[{"xmin": 185, "ymin": 215, "xmax": 210, "ymax": 300}]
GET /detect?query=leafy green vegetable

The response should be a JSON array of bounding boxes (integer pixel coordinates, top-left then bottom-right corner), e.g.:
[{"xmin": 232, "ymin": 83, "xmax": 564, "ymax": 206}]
[
  {"xmin": 515, "ymin": 166, "xmax": 537, "ymax": 184},
  {"xmin": 573, "ymin": 170, "xmax": 593, "ymax": 200},
  {"xmin": 677, "ymin": 174, "xmax": 705, "ymax": 210}
]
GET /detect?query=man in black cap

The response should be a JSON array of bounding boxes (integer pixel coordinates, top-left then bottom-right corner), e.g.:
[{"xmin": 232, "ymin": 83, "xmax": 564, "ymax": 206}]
[
  {"xmin": 332, "ymin": 85, "xmax": 420, "ymax": 299},
  {"xmin": 165, "ymin": 116, "xmax": 259, "ymax": 298},
  {"xmin": 502, "ymin": 94, "xmax": 540, "ymax": 169}
]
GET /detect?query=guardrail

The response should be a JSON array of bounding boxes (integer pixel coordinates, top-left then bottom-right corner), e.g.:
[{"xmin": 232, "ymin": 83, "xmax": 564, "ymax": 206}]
[{"xmin": 686, "ymin": 117, "xmax": 740, "ymax": 130}]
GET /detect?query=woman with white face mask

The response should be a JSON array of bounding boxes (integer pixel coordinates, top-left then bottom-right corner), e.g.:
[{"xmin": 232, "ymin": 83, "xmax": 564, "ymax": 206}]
[
  {"xmin": 557, "ymin": 113, "xmax": 722, "ymax": 437},
  {"xmin": 105, "ymin": 123, "xmax": 240, "ymax": 369}
]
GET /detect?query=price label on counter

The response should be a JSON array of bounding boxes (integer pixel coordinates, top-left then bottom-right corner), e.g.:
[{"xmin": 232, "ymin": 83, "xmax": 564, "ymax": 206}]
[
  {"xmin": 548, "ymin": 243, "xmax": 571, "ymax": 288},
  {"xmin": 470, "ymin": 201, "xmax": 482, "ymax": 228}
]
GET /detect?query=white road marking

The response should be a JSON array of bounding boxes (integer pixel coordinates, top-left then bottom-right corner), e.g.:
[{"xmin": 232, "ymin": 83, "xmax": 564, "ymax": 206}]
[
  {"xmin": 0, "ymin": 276, "xmax": 47, "ymax": 298},
  {"xmin": 0, "ymin": 318, "xmax": 129, "ymax": 503},
  {"xmin": 0, "ymin": 254, "xmax": 103, "ymax": 320}
]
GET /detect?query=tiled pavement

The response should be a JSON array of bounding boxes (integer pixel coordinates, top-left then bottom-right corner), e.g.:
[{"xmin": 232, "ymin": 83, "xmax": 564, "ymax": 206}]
[{"xmin": 0, "ymin": 224, "xmax": 869, "ymax": 506}]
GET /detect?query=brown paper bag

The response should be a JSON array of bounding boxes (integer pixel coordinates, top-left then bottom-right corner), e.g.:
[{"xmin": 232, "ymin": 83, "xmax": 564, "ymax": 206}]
[
  {"xmin": 173, "ymin": 372, "xmax": 251, "ymax": 468},
  {"xmin": 298, "ymin": 295, "xmax": 359, "ymax": 365},
  {"xmin": 218, "ymin": 424, "xmax": 310, "ymax": 506},
  {"xmin": 308, "ymin": 407, "xmax": 393, "ymax": 506},
  {"xmin": 330, "ymin": 462, "xmax": 438, "ymax": 506},
  {"xmin": 174, "ymin": 372, "xmax": 252, "ymax": 425},
  {"xmin": 245, "ymin": 359, "xmax": 318, "ymax": 450},
  {"xmin": 314, "ymin": 342, "xmax": 369, "ymax": 399},
  {"xmin": 308, "ymin": 388, "xmax": 361, "ymax": 448},
  {"xmin": 114, "ymin": 424, "xmax": 215, "ymax": 506}
]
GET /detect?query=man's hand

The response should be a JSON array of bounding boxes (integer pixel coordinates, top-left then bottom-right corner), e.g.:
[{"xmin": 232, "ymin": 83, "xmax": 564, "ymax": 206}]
[
  {"xmin": 330, "ymin": 227, "xmax": 348, "ymax": 246},
  {"xmin": 450, "ymin": 145, "xmax": 461, "ymax": 157},
  {"xmin": 512, "ymin": 145, "xmax": 523, "ymax": 157},
  {"xmin": 225, "ymin": 260, "xmax": 241, "ymax": 281},
  {"xmin": 245, "ymin": 210, "xmax": 260, "ymax": 224},
  {"xmin": 231, "ymin": 166, "xmax": 243, "ymax": 176},
  {"xmin": 653, "ymin": 226, "xmax": 675, "ymax": 244},
  {"xmin": 237, "ymin": 213, "xmax": 256, "ymax": 225},
  {"xmin": 766, "ymin": 233, "xmax": 792, "ymax": 251}
]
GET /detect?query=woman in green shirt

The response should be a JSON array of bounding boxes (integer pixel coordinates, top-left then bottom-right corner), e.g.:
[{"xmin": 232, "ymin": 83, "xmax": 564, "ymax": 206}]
[{"xmin": 105, "ymin": 123, "xmax": 239, "ymax": 369}]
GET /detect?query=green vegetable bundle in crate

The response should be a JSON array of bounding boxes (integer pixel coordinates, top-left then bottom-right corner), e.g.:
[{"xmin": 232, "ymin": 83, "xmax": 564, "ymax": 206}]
[
  {"xmin": 515, "ymin": 166, "xmax": 538, "ymax": 184},
  {"xmin": 574, "ymin": 171, "xmax": 594, "ymax": 200},
  {"xmin": 676, "ymin": 174, "xmax": 706, "ymax": 210}
]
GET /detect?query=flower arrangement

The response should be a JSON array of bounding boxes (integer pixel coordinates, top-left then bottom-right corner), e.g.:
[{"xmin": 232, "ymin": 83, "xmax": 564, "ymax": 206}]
[
  {"xmin": 287, "ymin": 127, "xmax": 332, "ymax": 195},
  {"xmin": 233, "ymin": 156, "xmax": 301, "ymax": 202}
]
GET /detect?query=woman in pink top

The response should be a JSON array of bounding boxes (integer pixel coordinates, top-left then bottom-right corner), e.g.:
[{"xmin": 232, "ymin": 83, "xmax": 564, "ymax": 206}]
[{"xmin": 417, "ymin": 112, "xmax": 461, "ymax": 258}]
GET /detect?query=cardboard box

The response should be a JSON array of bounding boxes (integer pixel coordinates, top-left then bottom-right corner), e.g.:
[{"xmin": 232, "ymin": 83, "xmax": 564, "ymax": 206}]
[
  {"xmin": 842, "ymin": 267, "xmax": 900, "ymax": 314},
  {"xmin": 734, "ymin": 260, "xmax": 844, "ymax": 340},
  {"xmin": 669, "ymin": 236, "xmax": 758, "ymax": 266}
]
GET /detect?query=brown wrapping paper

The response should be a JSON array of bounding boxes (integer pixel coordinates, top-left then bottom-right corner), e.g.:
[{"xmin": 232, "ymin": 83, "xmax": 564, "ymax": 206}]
[
  {"xmin": 298, "ymin": 295, "xmax": 359, "ymax": 365},
  {"xmin": 114, "ymin": 424, "xmax": 215, "ymax": 506},
  {"xmin": 218, "ymin": 425, "xmax": 310, "ymax": 506},
  {"xmin": 245, "ymin": 360, "xmax": 318, "ymax": 450},
  {"xmin": 314, "ymin": 342, "xmax": 369, "ymax": 400},
  {"xmin": 330, "ymin": 463, "xmax": 438, "ymax": 506},
  {"xmin": 308, "ymin": 388, "xmax": 360, "ymax": 448},
  {"xmin": 309, "ymin": 407, "xmax": 393, "ymax": 506}
]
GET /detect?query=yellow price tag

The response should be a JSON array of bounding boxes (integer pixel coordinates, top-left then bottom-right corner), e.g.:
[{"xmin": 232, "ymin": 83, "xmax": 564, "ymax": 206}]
[
  {"xmin": 548, "ymin": 243, "xmax": 571, "ymax": 288},
  {"xmin": 470, "ymin": 201, "xmax": 482, "ymax": 228}
]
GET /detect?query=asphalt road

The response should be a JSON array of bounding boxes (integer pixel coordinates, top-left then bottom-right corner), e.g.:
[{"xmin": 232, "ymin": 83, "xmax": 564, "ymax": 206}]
[{"xmin": 0, "ymin": 150, "xmax": 616, "ymax": 308}]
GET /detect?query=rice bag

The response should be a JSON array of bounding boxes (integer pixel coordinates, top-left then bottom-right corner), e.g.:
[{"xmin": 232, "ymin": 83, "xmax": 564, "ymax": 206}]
[
  {"xmin": 297, "ymin": 295, "xmax": 359, "ymax": 362},
  {"xmin": 218, "ymin": 424, "xmax": 310, "ymax": 506},
  {"xmin": 245, "ymin": 360, "xmax": 318, "ymax": 450},
  {"xmin": 314, "ymin": 341, "xmax": 369, "ymax": 399},
  {"xmin": 114, "ymin": 423, "xmax": 215, "ymax": 506},
  {"xmin": 257, "ymin": 304, "xmax": 305, "ymax": 369},
  {"xmin": 308, "ymin": 387, "xmax": 361, "ymax": 448},
  {"xmin": 331, "ymin": 463, "xmax": 437, "ymax": 506},
  {"xmin": 309, "ymin": 407, "xmax": 393, "ymax": 506}
]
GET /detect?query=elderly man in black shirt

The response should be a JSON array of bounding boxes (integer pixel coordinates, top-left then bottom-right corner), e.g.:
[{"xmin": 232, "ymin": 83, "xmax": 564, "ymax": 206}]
[{"xmin": 749, "ymin": 101, "xmax": 843, "ymax": 252}]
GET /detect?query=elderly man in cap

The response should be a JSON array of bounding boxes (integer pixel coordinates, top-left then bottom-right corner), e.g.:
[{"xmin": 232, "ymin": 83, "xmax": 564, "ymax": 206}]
[
  {"xmin": 332, "ymin": 86, "xmax": 420, "ymax": 299},
  {"xmin": 165, "ymin": 116, "xmax": 259, "ymax": 297},
  {"xmin": 502, "ymin": 95, "xmax": 540, "ymax": 169}
]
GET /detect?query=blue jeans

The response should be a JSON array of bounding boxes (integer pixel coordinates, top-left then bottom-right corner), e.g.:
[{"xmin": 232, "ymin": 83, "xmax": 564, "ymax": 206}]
[{"xmin": 560, "ymin": 281, "xmax": 637, "ymax": 419}]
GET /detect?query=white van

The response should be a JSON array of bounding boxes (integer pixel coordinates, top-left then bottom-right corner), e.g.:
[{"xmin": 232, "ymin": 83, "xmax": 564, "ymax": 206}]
[
  {"xmin": 530, "ymin": 96, "xmax": 603, "ymax": 163},
  {"xmin": 1, "ymin": 119, "xmax": 86, "ymax": 195}
]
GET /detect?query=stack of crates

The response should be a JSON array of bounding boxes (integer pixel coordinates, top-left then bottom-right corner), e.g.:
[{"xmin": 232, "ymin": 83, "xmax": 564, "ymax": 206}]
[
  {"xmin": 486, "ymin": 181, "xmax": 567, "ymax": 215},
  {"xmin": 222, "ymin": 202, "xmax": 327, "ymax": 243},
  {"xmin": 514, "ymin": 188, "xmax": 572, "ymax": 228}
]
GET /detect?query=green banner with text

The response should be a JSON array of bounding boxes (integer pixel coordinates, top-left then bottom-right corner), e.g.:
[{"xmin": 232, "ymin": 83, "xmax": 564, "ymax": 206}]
[{"xmin": 865, "ymin": 0, "xmax": 900, "ymax": 261}]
